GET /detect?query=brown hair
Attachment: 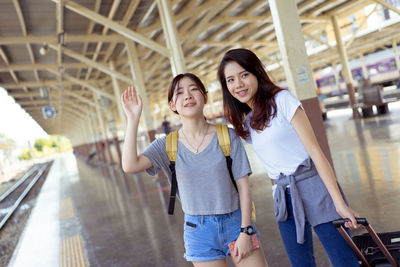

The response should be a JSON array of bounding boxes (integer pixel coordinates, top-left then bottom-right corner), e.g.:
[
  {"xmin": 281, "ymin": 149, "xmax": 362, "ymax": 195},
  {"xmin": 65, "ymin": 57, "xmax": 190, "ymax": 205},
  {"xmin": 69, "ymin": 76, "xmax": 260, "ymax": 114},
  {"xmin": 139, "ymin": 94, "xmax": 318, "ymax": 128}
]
[
  {"xmin": 217, "ymin": 48, "xmax": 284, "ymax": 139},
  {"xmin": 168, "ymin": 73, "xmax": 208, "ymax": 114}
]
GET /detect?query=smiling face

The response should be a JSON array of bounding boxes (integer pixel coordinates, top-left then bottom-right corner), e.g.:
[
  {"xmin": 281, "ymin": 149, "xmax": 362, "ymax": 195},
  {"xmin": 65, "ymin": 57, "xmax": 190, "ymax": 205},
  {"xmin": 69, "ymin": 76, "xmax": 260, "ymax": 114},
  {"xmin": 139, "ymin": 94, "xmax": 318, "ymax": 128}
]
[
  {"xmin": 223, "ymin": 61, "xmax": 258, "ymax": 108},
  {"xmin": 168, "ymin": 76, "xmax": 207, "ymax": 117}
]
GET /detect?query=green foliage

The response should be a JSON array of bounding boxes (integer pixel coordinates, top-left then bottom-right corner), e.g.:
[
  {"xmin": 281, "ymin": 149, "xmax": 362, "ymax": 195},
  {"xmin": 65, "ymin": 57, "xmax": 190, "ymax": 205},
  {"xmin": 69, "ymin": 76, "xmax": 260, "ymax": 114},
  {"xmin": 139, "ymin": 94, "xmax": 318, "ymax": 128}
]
[
  {"xmin": 19, "ymin": 148, "xmax": 33, "ymax": 160},
  {"xmin": 19, "ymin": 135, "xmax": 72, "ymax": 160},
  {"xmin": 34, "ymin": 138, "xmax": 50, "ymax": 152}
]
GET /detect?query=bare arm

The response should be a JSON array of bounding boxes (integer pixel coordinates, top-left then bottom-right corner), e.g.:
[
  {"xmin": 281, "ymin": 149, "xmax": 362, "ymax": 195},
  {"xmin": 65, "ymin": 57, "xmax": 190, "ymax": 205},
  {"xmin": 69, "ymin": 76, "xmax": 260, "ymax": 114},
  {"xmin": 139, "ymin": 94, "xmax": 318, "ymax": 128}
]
[
  {"xmin": 233, "ymin": 175, "xmax": 253, "ymax": 262},
  {"xmin": 236, "ymin": 176, "xmax": 252, "ymax": 228},
  {"xmin": 121, "ymin": 86, "xmax": 152, "ymax": 173},
  {"xmin": 290, "ymin": 107, "xmax": 359, "ymax": 228}
]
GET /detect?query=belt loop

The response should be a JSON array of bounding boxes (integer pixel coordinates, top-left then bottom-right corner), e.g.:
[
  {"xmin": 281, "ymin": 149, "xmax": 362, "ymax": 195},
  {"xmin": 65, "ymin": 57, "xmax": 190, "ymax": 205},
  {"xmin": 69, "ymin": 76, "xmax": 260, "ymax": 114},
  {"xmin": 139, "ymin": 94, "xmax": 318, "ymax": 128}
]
[{"xmin": 200, "ymin": 216, "xmax": 204, "ymax": 225}]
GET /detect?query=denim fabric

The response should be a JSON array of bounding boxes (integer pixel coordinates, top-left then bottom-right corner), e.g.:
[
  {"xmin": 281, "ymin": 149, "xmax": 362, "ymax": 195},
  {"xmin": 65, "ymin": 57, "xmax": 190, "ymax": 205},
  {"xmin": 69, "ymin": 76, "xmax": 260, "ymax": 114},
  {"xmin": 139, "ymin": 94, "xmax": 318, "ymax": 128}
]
[
  {"xmin": 278, "ymin": 189, "xmax": 359, "ymax": 267},
  {"xmin": 183, "ymin": 209, "xmax": 259, "ymax": 262}
]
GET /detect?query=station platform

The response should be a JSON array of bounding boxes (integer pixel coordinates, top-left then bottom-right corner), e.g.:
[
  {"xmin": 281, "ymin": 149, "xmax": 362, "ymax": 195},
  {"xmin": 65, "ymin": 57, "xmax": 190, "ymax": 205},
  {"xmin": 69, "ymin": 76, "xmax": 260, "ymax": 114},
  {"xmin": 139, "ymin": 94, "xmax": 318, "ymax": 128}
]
[{"xmin": 8, "ymin": 103, "xmax": 400, "ymax": 267}]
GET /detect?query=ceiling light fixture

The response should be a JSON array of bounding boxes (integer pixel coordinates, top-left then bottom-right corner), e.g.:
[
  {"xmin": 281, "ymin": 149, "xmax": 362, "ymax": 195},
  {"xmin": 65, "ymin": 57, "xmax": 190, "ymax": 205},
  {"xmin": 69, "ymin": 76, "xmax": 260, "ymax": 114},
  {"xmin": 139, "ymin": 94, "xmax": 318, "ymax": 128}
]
[{"xmin": 39, "ymin": 43, "xmax": 48, "ymax": 56}]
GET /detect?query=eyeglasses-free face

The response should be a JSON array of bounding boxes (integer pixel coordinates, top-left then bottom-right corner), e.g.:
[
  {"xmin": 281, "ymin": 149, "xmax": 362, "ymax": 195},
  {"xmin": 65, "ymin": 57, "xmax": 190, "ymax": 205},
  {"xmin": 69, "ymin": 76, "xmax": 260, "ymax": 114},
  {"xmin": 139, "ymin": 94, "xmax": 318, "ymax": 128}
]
[{"xmin": 223, "ymin": 61, "xmax": 259, "ymax": 109}]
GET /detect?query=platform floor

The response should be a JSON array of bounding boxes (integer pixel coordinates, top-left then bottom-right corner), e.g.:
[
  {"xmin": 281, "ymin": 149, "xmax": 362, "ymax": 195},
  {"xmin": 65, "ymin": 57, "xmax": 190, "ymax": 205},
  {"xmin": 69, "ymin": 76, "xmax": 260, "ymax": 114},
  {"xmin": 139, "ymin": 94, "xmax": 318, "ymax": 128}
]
[{"xmin": 9, "ymin": 102, "xmax": 400, "ymax": 267}]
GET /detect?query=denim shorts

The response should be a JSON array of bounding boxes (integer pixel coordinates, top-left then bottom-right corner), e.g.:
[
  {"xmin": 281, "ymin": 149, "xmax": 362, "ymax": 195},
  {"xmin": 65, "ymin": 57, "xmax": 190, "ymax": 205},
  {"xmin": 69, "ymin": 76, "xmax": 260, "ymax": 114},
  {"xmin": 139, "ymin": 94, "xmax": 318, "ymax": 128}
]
[{"xmin": 183, "ymin": 209, "xmax": 259, "ymax": 262}]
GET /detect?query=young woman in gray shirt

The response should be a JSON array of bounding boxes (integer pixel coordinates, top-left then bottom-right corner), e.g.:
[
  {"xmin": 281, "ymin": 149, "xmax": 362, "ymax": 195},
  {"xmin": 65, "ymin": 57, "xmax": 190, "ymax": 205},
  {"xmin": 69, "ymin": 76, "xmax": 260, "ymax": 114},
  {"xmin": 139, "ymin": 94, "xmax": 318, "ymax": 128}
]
[{"xmin": 121, "ymin": 73, "xmax": 268, "ymax": 267}]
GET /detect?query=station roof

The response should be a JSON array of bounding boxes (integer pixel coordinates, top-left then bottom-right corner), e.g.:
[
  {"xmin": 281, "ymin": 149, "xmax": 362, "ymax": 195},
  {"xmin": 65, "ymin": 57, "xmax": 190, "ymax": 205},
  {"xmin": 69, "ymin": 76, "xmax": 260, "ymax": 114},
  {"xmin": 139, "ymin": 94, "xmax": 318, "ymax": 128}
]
[{"xmin": 0, "ymin": 0, "xmax": 400, "ymax": 141}]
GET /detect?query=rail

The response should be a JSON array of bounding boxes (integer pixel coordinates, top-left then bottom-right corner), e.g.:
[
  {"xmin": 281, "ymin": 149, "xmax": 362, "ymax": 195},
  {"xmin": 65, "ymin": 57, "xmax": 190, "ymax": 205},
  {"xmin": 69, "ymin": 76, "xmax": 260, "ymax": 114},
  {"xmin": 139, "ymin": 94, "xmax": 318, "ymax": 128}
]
[{"xmin": 0, "ymin": 163, "xmax": 49, "ymax": 230}]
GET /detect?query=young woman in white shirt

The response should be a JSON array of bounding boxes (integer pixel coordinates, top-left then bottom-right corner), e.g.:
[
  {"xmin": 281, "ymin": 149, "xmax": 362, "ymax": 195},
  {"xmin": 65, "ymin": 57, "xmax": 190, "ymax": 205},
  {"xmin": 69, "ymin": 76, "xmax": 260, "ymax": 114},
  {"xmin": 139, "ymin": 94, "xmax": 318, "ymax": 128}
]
[{"xmin": 217, "ymin": 48, "xmax": 360, "ymax": 267}]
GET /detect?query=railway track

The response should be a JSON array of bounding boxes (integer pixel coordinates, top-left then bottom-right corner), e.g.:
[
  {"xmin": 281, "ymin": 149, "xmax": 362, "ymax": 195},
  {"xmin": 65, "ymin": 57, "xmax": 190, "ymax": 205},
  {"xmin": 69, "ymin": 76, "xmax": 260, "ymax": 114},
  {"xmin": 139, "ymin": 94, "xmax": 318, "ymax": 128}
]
[{"xmin": 0, "ymin": 163, "xmax": 50, "ymax": 230}]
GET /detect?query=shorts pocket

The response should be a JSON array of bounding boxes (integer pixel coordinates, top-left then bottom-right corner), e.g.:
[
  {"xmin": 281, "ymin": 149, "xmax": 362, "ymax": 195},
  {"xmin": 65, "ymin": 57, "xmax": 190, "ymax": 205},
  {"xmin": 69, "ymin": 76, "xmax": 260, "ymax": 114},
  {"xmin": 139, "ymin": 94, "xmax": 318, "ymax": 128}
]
[{"xmin": 184, "ymin": 220, "xmax": 201, "ymax": 233}]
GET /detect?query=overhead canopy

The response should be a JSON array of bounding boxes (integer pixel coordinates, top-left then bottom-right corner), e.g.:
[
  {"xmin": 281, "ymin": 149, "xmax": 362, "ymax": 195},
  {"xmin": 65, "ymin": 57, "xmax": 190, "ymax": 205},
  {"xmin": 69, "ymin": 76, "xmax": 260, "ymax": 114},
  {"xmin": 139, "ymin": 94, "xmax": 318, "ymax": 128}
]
[{"xmin": 0, "ymin": 0, "xmax": 399, "ymax": 140}]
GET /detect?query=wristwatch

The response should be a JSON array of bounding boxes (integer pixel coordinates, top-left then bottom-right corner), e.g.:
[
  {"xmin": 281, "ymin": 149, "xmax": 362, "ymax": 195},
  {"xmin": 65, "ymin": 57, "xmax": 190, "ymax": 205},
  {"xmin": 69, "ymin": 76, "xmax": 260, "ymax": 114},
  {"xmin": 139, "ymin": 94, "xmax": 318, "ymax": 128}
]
[{"xmin": 240, "ymin": 225, "xmax": 255, "ymax": 235}]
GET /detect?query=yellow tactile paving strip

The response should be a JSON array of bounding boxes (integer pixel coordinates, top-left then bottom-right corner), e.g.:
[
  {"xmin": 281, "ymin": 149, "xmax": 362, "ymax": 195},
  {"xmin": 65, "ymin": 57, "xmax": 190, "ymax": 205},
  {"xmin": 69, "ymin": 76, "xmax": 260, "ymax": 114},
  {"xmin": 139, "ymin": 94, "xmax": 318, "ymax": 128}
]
[
  {"xmin": 61, "ymin": 235, "xmax": 88, "ymax": 267},
  {"xmin": 60, "ymin": 198, "xmax": 75, "ymax": 220}
]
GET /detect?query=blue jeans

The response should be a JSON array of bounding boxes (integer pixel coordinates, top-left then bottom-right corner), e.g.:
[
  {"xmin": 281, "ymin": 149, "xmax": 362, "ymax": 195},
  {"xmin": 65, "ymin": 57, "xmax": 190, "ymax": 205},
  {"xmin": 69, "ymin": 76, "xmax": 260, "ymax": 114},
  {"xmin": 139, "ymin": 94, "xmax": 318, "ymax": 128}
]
[
  {"xmin": 183, "ymin": 209, "xmax": 259, "ymax": 262},
  {"xmin": 278, "ymin": 189, "xmax": 359, "ymax": 267}
]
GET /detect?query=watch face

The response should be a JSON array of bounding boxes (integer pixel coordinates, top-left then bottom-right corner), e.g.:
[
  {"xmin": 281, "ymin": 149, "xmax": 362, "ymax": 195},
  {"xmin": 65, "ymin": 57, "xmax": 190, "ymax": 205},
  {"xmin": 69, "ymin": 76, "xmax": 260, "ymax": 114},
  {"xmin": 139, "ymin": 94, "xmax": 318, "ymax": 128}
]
[{"xmin": 248, "ymin": 227, "xmax": 254, "ymax": 234}]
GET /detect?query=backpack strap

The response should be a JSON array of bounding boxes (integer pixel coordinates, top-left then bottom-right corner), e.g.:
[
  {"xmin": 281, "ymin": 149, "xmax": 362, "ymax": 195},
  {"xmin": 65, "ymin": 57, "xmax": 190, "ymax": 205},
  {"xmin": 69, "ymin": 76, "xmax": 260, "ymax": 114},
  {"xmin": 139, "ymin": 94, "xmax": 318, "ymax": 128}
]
[
  {"xmin": 216, "ymin": 124, "xmax": 230, "ymax": 157},
  {"xmin": 216, "ymin": 124, "xmax": 238, "ymax": 192},
  {"xmin": 166, "ymin": 130, "xmax": 178, "ymax": 162},
  {"xmin": 216, "ymin": 124, "xmax": 256, "ymax": 222},
  {"xmin": 165, "ymin": 130, "xmax": 178, "ymax": 215}
]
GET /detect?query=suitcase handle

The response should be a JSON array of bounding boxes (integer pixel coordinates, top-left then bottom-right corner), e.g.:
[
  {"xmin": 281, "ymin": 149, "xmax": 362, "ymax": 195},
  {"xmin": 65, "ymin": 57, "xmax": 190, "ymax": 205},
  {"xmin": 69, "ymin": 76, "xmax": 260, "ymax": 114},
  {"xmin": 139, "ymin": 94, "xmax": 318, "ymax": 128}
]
[
  {"xmin": 333, "ymin": 218, "xmax": 398, "ymax": 267},
  {"xmin": 332, "ymin": 218, "xmax": 368, "ymax": 227}
]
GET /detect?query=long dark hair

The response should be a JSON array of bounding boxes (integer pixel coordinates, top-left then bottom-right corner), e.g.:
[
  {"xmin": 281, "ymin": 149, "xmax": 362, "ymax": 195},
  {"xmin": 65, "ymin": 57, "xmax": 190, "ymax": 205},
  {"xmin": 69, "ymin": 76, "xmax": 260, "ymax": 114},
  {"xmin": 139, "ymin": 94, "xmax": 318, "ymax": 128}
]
[
  {"xmin": 217, "ymin": 48, "xmax": 283, "ymax": 139},
  {"xmin": 168, "ymin": 73, "xmax": 208, "ymax": 114}
]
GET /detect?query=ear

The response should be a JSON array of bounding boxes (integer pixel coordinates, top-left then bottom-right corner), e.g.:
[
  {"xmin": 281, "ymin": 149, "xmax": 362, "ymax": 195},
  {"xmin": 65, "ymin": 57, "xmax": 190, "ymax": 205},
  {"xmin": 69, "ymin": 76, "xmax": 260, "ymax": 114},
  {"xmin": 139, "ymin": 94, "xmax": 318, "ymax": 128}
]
[
  {"xmin": 168, "ymin": 101, "xmax": 177, "ymax": 112},
  {"xmin": 203, "ymin": 94, "xmax": 208, "ymax": 104}
]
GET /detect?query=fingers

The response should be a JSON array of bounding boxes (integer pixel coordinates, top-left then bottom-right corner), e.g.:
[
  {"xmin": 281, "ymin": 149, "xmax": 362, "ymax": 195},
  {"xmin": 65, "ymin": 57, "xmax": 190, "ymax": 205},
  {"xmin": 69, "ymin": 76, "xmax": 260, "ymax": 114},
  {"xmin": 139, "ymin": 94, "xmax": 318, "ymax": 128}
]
[
  {"xmin": 236, "ymin": 252, "xmax": 242, "ymax": 263},
  {"xmin": 122, "ymin": 86, "xmax": 139, "ymax": 105},
  {"xmin": 234, "ymin": 245, "xmax": 243, "ymax": 263},
  {"xmin": 127, "ymin": 86, "xmax": 135, "ymax": 103},
  {"xmin": 233, "ymin": 245, "xmax": 238, "ymax": 258},
  {"xmin": 234, "ymin": 246, "xmax": 252, "ymax": 263}
]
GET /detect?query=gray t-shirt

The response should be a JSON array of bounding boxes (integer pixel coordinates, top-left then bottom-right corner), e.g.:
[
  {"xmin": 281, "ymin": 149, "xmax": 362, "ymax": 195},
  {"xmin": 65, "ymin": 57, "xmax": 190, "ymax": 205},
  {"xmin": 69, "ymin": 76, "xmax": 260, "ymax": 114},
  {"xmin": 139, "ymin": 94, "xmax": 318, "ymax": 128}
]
[{"xmin": 141, "ymin": 127, "xmax": 252, "ymax": 215}]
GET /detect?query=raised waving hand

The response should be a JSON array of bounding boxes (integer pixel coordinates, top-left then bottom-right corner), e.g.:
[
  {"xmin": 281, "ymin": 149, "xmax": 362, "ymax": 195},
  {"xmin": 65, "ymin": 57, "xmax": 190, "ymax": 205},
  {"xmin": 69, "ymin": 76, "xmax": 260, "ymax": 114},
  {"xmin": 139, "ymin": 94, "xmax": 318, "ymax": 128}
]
[{"xmin": 121, "ymin": 86, "xmax": 142, "ymax": 120}]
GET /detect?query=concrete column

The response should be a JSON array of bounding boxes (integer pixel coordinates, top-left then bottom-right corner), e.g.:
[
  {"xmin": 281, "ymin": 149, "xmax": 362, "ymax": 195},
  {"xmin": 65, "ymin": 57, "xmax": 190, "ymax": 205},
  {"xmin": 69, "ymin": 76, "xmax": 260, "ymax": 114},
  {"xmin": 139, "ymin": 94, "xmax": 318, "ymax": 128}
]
[
  {"xmin": 269, "ymin": 0, "xmax": 333, "ymax": 166},
  {"xmin": 360, "ymin": 54, "xmax": 369, "ymax": 80},
  {"xmin": 104, "ymin": 137, "xmax": 114, "ymax": 164},
  {"xmin": 93, "ymin": 94, "xmax": 110, "ymax": 162},
  {"xmin": 359, "ymin": 54, "xmax": 369, "ymax": 98},
  {"xmin": 332, "ymin": 63, "xmax": 343, "ymax": 96},
  {"xmin": 109, "ymin": 61, "xmax": 127, "ymax": 129},
  {"xmin": 125, "ymin": 41, "xmax": 155, "ymax": 142},
  {"xmin": 393, "ymin": 40, "xmax": 400, "ymax": 72},
  {"xmin": 88, "ymin": 115, "xmax": 102, "ymax": 162},
  {"xmin": 87, "ymin": 117, "xmax": 96, "ymax": 143},
  {"xmin": 156, "ymin": 0, "xmax": 186, "ymax": 76},
  {"xmin": 82, "ymin": 123, "xmax": 91, "ymax": 145},
  {"xmin": 331, "ymin": 14, "xmax": 361, "ymax": 118},
  {"xmin": 113, "ymin": 136, "xmax": 122, "ymax": 167}
]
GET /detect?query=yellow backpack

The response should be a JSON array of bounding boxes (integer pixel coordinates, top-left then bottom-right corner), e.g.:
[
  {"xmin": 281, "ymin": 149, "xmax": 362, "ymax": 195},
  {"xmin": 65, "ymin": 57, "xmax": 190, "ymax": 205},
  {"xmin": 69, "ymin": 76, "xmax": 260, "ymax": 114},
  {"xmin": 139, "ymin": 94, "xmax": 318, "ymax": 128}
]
[{"xmin": 165, "ymin": 124, "xmax": 256, "ymax": 222}]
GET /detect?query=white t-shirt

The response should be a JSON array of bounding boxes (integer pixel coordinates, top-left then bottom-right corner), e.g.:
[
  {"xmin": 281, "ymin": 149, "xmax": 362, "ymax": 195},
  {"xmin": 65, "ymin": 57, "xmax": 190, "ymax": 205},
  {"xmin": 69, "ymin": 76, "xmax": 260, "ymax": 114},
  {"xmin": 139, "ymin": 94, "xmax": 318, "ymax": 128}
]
[{"xmin": 245, "ymin": 90, "xmax": 309, "ymax": 179}]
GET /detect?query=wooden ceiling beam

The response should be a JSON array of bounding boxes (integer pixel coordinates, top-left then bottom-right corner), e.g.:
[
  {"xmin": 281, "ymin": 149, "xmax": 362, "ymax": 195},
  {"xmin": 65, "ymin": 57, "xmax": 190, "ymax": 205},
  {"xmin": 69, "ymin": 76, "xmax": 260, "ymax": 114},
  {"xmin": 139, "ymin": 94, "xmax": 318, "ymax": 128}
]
[
  {"xmin": 50, "ymin": 0, "xmax": 169, "ymax": 57},
  {"xmin": 102, "ymin": 0, "xmax": 141, "ymax": 63},
  {"xmin": 12, "ymin": 0, "xmax": 41, "ymax": 84},
  {"xmin": 0, "ymin": 63, "xmax": 87, "ymax": 72},
  {"xmin": 0, "ymin": 47, "xmax": 18, "ymax": 83},
  {"xmin": 46, "ymin": 68, "xmax": 115, "ymax": 100},
  {"xmin": 74, "ymin": 0, "xmax": 101, "ymax": 81},
  {"xmin": 373, "ymin": 0, "xmax": 400, "ymax": 15},
  {"xmin": 47, "ymin": 43, "xmax": 133, "ymax": 84},
  {"xmin": 0, "ymin": 34, "xmax": 127, "ymax": 45},
  {"xmin": 90, "ymin": 0, "xmax": 142, "ymax": 86},
  {"xmin": 0, "ymin": 80, "xmax": 73, "ymax": 89},
  {"xmin": 183, "ymin": 1, "xmax": 231, "ymax": 46},
  {"xmin": 83, "ymin": 0, "xmax": 123, "ymax": 83}
]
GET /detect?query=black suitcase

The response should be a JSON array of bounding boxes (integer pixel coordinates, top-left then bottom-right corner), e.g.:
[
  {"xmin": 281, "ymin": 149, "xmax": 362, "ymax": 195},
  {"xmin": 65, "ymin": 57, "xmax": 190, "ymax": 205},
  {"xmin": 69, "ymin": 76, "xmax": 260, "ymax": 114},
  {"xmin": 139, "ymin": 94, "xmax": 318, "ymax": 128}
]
[{"xmin": 333, "ymin": 218, "xmax": 400, "ymax": 267}]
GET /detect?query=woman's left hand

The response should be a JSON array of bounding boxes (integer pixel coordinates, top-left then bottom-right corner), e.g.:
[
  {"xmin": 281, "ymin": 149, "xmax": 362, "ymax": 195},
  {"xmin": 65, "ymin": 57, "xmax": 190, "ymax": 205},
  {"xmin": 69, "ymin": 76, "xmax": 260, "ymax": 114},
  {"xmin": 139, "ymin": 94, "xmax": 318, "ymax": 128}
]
[
  {"xmin": 335, "ymin": 202, "xmax": 360, "ymax": 229},
  {"xmin": 233, "ymin": 233, "xmax": 252, "ymax": 263}
]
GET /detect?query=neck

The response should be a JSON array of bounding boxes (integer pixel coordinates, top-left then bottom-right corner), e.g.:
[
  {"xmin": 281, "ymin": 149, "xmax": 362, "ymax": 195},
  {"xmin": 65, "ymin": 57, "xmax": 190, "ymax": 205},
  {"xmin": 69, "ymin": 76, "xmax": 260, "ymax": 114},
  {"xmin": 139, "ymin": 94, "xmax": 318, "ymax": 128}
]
[
  {"xmin": 247, "ymin": 97, "xmax": 255, "ymax": 110},
  {"xmin": 180, "ymin": 116, "xmax": 208, "ymax": 136}
]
